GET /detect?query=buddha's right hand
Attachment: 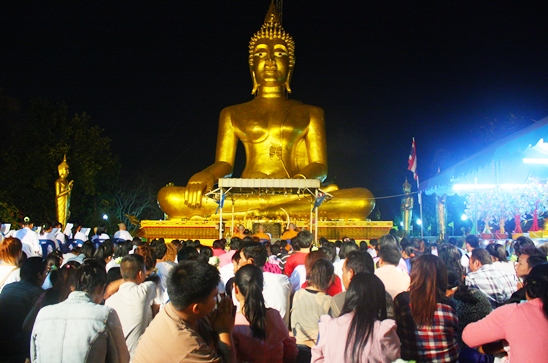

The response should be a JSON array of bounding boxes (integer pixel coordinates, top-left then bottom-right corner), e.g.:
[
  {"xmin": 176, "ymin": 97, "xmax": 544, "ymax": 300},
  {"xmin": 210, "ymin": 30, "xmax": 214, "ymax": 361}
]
[{"xmin": 185, "ymin": 171, "xmax": 215, "ymax": 208}]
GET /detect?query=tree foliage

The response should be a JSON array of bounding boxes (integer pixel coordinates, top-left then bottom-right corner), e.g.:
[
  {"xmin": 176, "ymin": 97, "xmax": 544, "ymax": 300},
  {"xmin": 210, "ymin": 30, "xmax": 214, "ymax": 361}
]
[{"xmin": 0, "ymin": 95, "xmax": 120, "ymax": 226}]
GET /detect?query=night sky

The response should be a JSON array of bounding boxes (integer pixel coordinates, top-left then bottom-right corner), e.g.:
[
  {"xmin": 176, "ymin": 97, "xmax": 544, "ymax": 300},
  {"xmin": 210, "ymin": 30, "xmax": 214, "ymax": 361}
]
[{"xmin": 2, "ymin": 1, "xmax": 548, "ymax": 220}]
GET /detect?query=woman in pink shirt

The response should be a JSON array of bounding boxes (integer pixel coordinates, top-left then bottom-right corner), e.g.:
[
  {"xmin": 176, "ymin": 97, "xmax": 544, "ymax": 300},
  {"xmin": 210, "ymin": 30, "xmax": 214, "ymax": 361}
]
[
  {"xmin": 311, "ymin": 272, "xmax": 400, "ymax": 363},
  {"xmin": 233, "ymin": 264, "xmax": 298, "ymax": 363},
  {"xmin": 463, "ymin": 262, "xmax": 548, "ymax": 362}
]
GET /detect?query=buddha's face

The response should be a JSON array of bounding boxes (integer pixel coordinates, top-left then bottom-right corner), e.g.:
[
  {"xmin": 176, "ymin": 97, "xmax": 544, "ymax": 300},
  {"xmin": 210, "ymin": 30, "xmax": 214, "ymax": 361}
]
[
  {"xmin": 59, "ymin": 166, "xmax": 69, "ymax": 178},
  {"xmin": 252, "ymin": 38, "xmax": 290, "ymax": 87}
]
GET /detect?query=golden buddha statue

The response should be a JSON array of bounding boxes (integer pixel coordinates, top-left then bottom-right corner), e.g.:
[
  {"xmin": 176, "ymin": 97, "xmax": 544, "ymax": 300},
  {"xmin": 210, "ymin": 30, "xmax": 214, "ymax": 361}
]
[
  {"xmin": 158, "ymin": 2, "xmax": 374, "ymax": 220},
  {"xmin": 55, "ymin": 155, "xmax": 73, "ymax": 227}
]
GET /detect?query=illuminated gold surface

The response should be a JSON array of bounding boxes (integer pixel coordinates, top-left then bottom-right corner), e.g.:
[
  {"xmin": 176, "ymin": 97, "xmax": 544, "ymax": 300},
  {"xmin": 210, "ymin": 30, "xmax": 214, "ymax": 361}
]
[
  {"xmin": 140, "ymin": 220, "xmax": 392, "ymax": 242},
  {"xmin": 55, "ymin": 155, "xmax": 73, "ymax": 228},
  {"xmin": 157, "ymin": 2, "xmax": 375, "ymax": 221},
  {"xmin": 401, "ymin": 179, "xmax": 413, "ymax": 234}
]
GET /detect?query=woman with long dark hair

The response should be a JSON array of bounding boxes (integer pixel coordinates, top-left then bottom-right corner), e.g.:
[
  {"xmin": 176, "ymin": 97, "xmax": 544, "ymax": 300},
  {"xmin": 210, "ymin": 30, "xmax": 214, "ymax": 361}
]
[
  {"xmin": 311, "ymin": 272, "xmax": 400, "ymax": 362},
  {"xmin": 394, "ymin": 254, "xmax": 459, "ymax": 362},
  {"xmin": 463, "ymin": 262, "xmax": 548, "ymax": 361},
  {"xmin": 291, "ymin": 259, "xmax": 334, "ymax": 348},
  {"xmin": 233, "ymin": 264, "xmax": 297, "ymax": 363}
]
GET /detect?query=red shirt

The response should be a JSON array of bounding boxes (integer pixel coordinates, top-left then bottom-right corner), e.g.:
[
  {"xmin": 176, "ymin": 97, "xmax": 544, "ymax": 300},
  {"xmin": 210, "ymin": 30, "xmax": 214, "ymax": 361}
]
[
  {"xmin": 283, "ymin": 252, "xmax": 308, "ymax": 276},
  {"xmin": 301, "ymin": 275, "xmax": 343, "ymax": 297}
]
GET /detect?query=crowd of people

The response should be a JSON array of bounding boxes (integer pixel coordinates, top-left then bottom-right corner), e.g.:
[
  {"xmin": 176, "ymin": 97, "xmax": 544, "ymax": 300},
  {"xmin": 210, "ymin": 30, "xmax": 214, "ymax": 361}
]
[{"xmin": 1, "ymin": 221, "xmax": 548, "ymax": 363}]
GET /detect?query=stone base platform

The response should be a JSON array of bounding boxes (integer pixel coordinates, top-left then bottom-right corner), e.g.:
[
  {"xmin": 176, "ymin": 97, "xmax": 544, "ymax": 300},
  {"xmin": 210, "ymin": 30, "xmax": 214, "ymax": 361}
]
[{"xmin": 139, "ymin": 219, "xmax": 393, "ymax": 245}]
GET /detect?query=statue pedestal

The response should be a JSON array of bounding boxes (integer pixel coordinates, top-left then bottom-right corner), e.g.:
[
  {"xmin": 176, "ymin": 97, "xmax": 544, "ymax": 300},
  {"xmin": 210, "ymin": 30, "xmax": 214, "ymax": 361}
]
[{"xmin": 139, "ymin": 219, "xmax": 393, "ymax": 245}]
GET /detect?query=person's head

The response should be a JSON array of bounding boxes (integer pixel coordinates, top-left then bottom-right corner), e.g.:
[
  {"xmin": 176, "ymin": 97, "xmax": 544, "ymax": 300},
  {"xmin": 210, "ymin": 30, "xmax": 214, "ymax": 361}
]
[
  {"xmin": 257, "ymin": 224, "xmax": 265, "ymax": 233},
  {"xmin": 167, "ymin": 260, "xmax": 220, "ymax": 316},
  {"xmin": 409, "ymin": 254, "xmax": 448, "ymax": 326},
  {"xmin": 401, "ymin": 241, "xmax": 416, "ymax": 260},
  {"xmin": 342, "ymin": 250, "xmax": 375, "ymax": 290},
  {"xmin": 290, "ymin": 237, "xmax": 300, "ymax": 251},
  {"xmin": 514, "ymin": 236, "xmax": 535, "ymax": 256},
  {"xmin": 448, "ymin": 237, "xmax": 458, "ymax": 247},
  {"xmin": 339, "ymin": 241, "xmax": 358, "ymax": 260},
  {"xmin": 41, "ymin": 222, "xmax": 52, "ymax": 234},
  {"xmin": 465, "ymin": 235, "xmax": 480, "ymax": 251},
  {"xmin": 378, "ymin": 242, "xmax": 401, "ymax": 266},
  {"xmin": 96, "ymin": 224, "xmax": 107, "ymax": 236},
  {"xmin": 94, "ymin": 242, "xmax": 114, "ymax": 263},
  {"xmin": 516, "ymin": 246, "xmax": 547, "ymax": 278},
  {"xmin": 118, "ymin": 223, "xmax": 127, "ymax": 231},
  {"xmin": 212, "ymin": 240, "xmax": 223, "ymax": 250},
  {"xmin": 237, "ymin": 224, "xmax": 245, "ymax": 233},
  {"xmin": 170, "ymin": 239, "xmax": 182, "ymax": 251},
  {"xmin": 341, "ymin": 272, "xmax": 388, "ymax": 361},
  {"xmin": 525, "ymin": 263, "xmax": 548, "ymax": 319},
  {"xmin": 296, "ymin": 230, "xmax": 313, "ymax": 249},
  {"xmin": 47, "ymin": 260, "xmax": 81, "ymax": 305},
  {"xmin": 0, "ymin": 237, "xmax": 23, "ymax": 265},
  {"xmin": 152, "ymin": 240, "xmax": 167, "ymax": 260},
  {"xmin": 469, "ymin": 248, "xmax": 492, "ymax": 272},
  {"xmin": 538, "ymin": 242, "xmax": 548, "ymax": 257},
  {"xmin": 46, "ymin": 250, "xmax": 63, "ymax": 272},
  {"xmin": 177, "ymin": 246, "xmax": 200, "ymax": 262},
  {"xmin": 20, "ymin": 256, "xmax": 48, "ymax": 286},
  {"xmin": 234, "ymin": 264, "xmax": 266, "ymax": 340},
  {"xmin": 71, "ymin": 259, "xmax": 108, "ymax": 303},
  {"xmin": 379, "ymin": 234, "xmax": 398, "ymax": 247},
  {"xmin": 270, "ymin": 243, "xmax": 281, "ymax": 256},
  {"xmin": 319, "ymin": 245, "xmax": 336, "ymax": 263},
  {"xmin": 304, "ymin": 250, "xmax": 328, "ymax": 276},
  {"xmin": 135, "ymin": 244, "xmax": 156, "ymax": 272},
  {"xmin": 239, "ymin": 242, "xmax": 268, "ymax": 268},
  {"xmin": 163, "ymin": 243, "xmax": 177, "ymax": 262},
  {"xmin": 438, "ymin": 243, "xmax": 464, "ymax": 277},
  {"xmin": 114, "ymin": 240, "xmax": 134, "ymax": 259},
  {"xmin": 307, "ymin": 258, "xmax": 334, "ymax": 292},
  {"xmin": 120, "ymin": 254, "xmax": 146, "ymax": 283},
  {"xmin": 248, "ymin": 3, "xmax": 295, "ymax": 95},
  {"xmin": 230, "ymin": 237, "xmax": 242, "ymax": 251},
  {"xmin": 486, "ymin": 243, "xmax": 508, "ymax": 263},
  {"xmin": 80, "ymin": 241, "xmax": 96, "ymax": 258}
]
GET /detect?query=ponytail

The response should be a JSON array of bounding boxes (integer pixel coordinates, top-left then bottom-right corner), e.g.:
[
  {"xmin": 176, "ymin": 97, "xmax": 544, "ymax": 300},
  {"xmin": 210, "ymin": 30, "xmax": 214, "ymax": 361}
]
[{"xmin": 234, "ymin": 264, "xmax": 267, "ymax": 340}]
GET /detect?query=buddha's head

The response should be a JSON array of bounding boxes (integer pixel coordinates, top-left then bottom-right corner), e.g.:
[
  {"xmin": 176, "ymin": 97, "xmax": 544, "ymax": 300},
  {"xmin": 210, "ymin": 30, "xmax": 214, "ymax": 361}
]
[
  {"xmin": 249, "ymin": 2, "xmax": 295, "ymax": 95},
  {"xmin": 58, "ymin": 154, "xmax": 69, "ymax": 178}
]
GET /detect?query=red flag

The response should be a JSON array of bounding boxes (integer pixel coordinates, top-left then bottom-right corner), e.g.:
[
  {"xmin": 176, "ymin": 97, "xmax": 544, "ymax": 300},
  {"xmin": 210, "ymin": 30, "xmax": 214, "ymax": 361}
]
[{"xmin": 408, "ymin": 137, "xmax": 418, "ymax": 181}]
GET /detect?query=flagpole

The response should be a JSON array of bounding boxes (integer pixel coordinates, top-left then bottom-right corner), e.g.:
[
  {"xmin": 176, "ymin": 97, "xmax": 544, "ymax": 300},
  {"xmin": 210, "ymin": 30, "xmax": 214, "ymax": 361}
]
[{"xmin": 417, "ymin": 176, "xmax": 424, "ymax": 238}]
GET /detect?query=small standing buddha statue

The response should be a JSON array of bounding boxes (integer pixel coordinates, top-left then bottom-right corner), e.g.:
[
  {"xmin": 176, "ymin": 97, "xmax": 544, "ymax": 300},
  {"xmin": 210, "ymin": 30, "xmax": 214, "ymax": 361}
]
[{"xmin": 55, "ymin": 154, "xmax": 73, "ymax": 228}]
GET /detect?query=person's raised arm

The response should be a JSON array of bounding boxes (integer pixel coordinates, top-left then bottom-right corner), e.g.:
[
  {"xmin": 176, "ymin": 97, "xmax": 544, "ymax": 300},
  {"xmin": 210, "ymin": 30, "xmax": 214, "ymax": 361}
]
[
  {"xmin": 186, "ymin": 108, "xmax": 237, "ymax": 208},
  {"xmin": 209, "ymin": 295, "xmax": 236, "ymax": 363},
  {"xmin": 297, "ymin": 106, "xmax": 327, "ymax": 181}
]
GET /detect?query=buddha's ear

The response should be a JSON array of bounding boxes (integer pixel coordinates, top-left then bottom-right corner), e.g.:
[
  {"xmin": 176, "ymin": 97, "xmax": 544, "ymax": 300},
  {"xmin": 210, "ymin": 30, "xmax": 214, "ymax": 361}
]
[
  {"xmin": 284, "ymin": 67, "xmax": 293, "ymax": 94},
  {"xmin": 251, "ymin": 70, "xmax": 260, "ymax": 95}
]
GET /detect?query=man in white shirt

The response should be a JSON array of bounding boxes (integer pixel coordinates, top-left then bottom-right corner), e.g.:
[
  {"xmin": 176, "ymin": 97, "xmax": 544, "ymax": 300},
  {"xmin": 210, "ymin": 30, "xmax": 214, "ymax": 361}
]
[
  {"xmin": 54, "ymin": 221, "xmax": 67, "ymax": 248},
  {"xmin": 15, "ymin": 219, "xmax": 40, "ymax": 257},
  {"xmin": 105, "ymin": 254, "xmax": 158, "ymax": 360},
  {"xmin": 374, "ymin": 241, "xmax": 410, "ymax": 299},
  {"xmin": 238, "ymin": 242, "xmax": 291, "ymax": 327},
  {"xmin": 113, "ymin": 223, "xmax": 133, "ymax": 241},
  {"xmin": 461, "ymin": 235, "xmax": 479, "ymax": 273}
]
